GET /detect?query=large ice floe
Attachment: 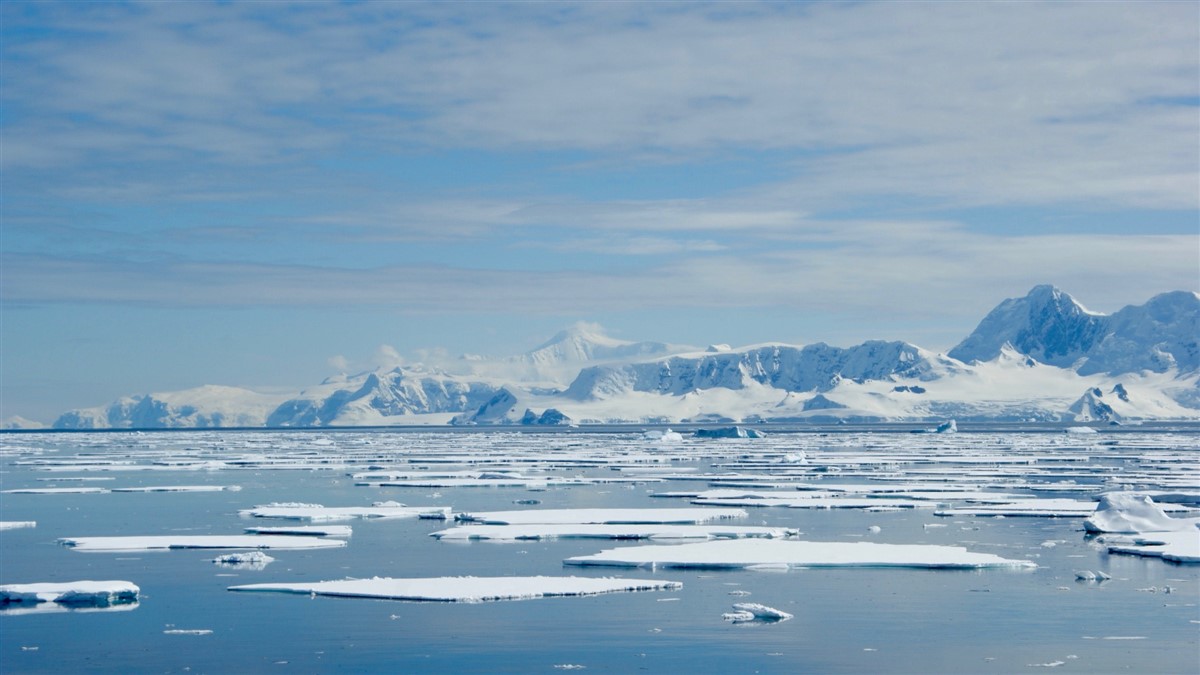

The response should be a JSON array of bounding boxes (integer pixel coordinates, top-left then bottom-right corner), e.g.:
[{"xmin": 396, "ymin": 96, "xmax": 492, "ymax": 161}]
[
  {"xmin": 563, "ymin": 538, "xmax": 1036, "ymax": 570},
  {"xmin": 59, "ymin": 535, "xmax": 347, "ymax": 551},
  {"xmin": 240, "ymin": 501, "xmax": 451, "ymax": 521},
  {"xmin": 1, "ymin": 580, "xmax": 140, "ymax": 607},
  {"xmin": 453, "ymin": 508, "xmax": 747, "ymax": 525},
  {"xmin": 431, "ymin": 524, "xmax": 798, "ymax": 541},
  {"xmin": 228, "ymin": 576, "xmax": 682, "ymax": 602}
]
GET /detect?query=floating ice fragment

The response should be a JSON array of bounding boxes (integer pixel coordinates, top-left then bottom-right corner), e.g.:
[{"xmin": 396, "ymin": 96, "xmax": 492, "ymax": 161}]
[
  {"xmin": 213, "ymin": 551, "xmax": 275, "ymax": 568},
  {"xmin": 868, "ymin": 526, "xmax": 882, "ymax": 534},
  {"xmin": 244, "ymin": 525, "xmax": 352, "ymax": 537},
  {"xmin": 229, "ymin": 576, "xmax": 682, "ymax": 603},
  {"xmin": 565, "ymin": 539, "xmax": 1036, "ymax": 570},
  {"xmin": 1083, "ymin": 493, "xmax": 1200, "ymax": 534},
  {"xmin": 1, "ymin": 581, "xmax": 139, "ymax": 607},
  {"xmin": 454, "ymin": 508, "xmax": 747, "ymax": 526},
  {"xmin": 163, "ymin": 629, "xmax": 213, "ymax": 635},
  {"xmin": 430, "ymin": 524, "xmax": 795, "ymax": 541},
  {"xmin": 60, "ymin": 535, "xmax": 346, "ymax": 551},
  {"xmin": 241, "ymin": 503, "xmax": 449, "ymax": 521},
  {"xmin": 0, "ymin": 521, "xmax": 36, "ymax": 530}
]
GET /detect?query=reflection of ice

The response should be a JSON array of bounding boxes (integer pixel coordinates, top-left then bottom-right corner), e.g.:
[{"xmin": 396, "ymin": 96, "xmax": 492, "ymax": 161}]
[{"xmin": 230, "ymin": 576, "xmax": 682, "ymax": 602}]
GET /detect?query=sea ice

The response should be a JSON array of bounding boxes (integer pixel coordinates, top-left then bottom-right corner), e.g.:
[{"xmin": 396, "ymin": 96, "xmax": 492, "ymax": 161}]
[
  {"xmin": 0, "ymin": 521, "xmax": 36, "ymax": 530},
  {"xmin": 0, "ymin": 580, "xmax": 139, "ymax": 607},
  {"xmin": 1083, "ymin": 493, "xmax": 1200, "ymax": 534},
  {"xmin": 112, "ymin": 485, "xmax": 241, "ymax": 492},
  {"xmin": 228, "ymin": 576, "xmax": 682, "ymax": 603},
  {"xmin": 430, "ymin": 524, "xmax": 797, "ymax": 541},
  {"xmin": 240, "ymin": 502, "xmax": 451, "ymax": 521},
  {"xmin": 1100, "ymin": 530, "xmax": 1200, "ymax": 564},
  {"xmin": 563, "ymin": 538, "xmax": 1036, "ymax": 570},
  {"xmin": 454, "ymin": 508, "xmax": 748, "ymax": 525},
  {"xmin": 2, "ymin": 487, "xmax": 110, "ymax": 494},
  {"xmin": 722, "ymin": 602, "xmax": 793, "ymax": 623},
  {"xmin": 244, "ymin": 525, "xmax": 352, "ymax": 537},
  {"xmin": 59, "ymin": 535, "xmax": 347, "ymax": 551},
  {"xmin": 213, "ymin": 551, "xmax": 275, "ymax": 568}
]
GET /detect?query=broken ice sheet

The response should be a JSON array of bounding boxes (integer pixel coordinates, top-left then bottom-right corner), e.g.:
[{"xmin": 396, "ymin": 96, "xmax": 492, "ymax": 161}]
[
  {"xmin": 430, "ymin": 524, "xmax": 797, "ymax": 541},
  {"xmin": 228, "ymin": 576, "xmax": 682, "ymax": 603},
  {"xmin": 240, "ymin": 502, "xmax": 451, "ymax": 521},
  {"xmin": 59, "ymin": 535, "xmax": 347, "ymax": 551},
  {"xmin": 564, "ymin": 538, "xmax": 1037, "ymax": 570},
  {"xmin": 453, "ymin": 507, "xmax": 747, "ymax": 525},
  {"xmin": 1, "ymin": 580, "xmax": 139, "ymax": 608}
]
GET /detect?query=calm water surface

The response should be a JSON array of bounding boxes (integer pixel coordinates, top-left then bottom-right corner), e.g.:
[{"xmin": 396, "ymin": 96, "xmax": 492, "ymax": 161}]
[{"xmin": 1, "ymin": 428, "xmax": 1196, "ymax": 673}]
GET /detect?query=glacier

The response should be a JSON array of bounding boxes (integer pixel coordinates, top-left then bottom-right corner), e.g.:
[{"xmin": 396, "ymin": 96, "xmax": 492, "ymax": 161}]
[{"xmin": 48, "ymin": 286, "xmax": 1200, "ymax": 428}]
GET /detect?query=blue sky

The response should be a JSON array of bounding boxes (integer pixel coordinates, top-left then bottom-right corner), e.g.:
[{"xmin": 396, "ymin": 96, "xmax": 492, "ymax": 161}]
[{"xmin": 3, "ymin": 1, "xmax": 1198, "ymax": 423}]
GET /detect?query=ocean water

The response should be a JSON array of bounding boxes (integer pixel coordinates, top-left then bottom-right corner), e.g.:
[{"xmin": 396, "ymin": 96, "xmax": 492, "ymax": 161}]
[{"xmin": 1, "ymin": 427, "xmax": 1197, "ymax": 674}]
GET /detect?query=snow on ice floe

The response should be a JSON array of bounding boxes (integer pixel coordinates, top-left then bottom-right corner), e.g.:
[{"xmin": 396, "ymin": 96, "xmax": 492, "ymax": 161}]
[
  {"xmin": 722, "ymin": 602, "xmax": 793, "ymax": 623},
  {"xmin": 1099, "ymin": 530, "xmax": 1200, "ymax": 564},
  {"xmin": 2, "ymin": 487, "xmax": 110, "ymax": 494},
  {"xmin": 0, "ymin": 521, "xmax": 36, "ymax": 530},
  {"xmin": 453, "ymin": 508, "xmax": 747, "ymax": 525},
  {"xmin": 228, "ymin": 576, "xmax": 682, "ymax": 603},
  {"xmin": 564, "ymin": 538, "xmax": 1036, "ymax": 570},
  {"xmin": 59, "ymin": 535, "xmax": 347, "ymax": 551},
  {"xmin": 1, "ymin": 580, "xmax": 139, "ymax": 607},
  {"xmin": 111, "ymin": 485, "xmax": 241, "ymax": 492},
  {"xmin": 1083, "ymin": 493, "xmax": 1200, "ymax": 534},
  {"xmin": 244, "ymin": 525, "xmax": 352, "ymax": 537},
  {"xmin": 240, "ymin": 502, "xmax": 451, "ymax": 521},
  {"xmin": 431, "ymin": 524, "xmax": 798, "ymax": 541}
]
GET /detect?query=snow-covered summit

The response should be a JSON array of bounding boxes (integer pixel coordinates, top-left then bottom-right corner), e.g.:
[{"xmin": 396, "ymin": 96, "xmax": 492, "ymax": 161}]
[
  {"xmin": 513, "ymin": 322, "xmax": 689, "ymax": 381},
  {"xmin": 948, "ymin": 285, "xmax": 1106, "ymax": 368}
]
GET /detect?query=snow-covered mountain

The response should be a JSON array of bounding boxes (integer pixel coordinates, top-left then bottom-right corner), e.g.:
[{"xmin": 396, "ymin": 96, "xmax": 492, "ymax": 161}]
[
  {"xmin": 46, "ymin": 285, "xmax": 1200, "ymax": 428},
  {"xmin": 53, "ymin": 385, "xmax": 289, "ymax": 429}
]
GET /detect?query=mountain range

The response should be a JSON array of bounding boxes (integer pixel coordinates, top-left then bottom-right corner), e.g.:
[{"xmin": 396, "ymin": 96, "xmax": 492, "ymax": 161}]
[{"xmin": 34, "ymin": 285, "xmax": 1200, "ymax": 429}]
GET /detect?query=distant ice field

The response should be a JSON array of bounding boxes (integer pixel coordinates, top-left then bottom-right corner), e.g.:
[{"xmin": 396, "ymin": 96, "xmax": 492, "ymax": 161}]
[{"xmin": 1, "ymin": 426, "xmax": 1197, "ymax": 674}]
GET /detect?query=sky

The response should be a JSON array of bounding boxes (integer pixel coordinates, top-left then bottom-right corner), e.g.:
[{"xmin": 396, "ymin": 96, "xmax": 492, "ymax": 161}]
[{"xmin": 2, "ymin": 1, "xmax": 1198, "ymax": 423}]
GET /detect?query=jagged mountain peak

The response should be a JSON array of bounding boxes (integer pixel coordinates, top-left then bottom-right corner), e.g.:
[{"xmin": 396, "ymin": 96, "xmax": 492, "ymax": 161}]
[{"xmin": 948, "ymin": 285, "xmax": 1107, "ymax": 368}]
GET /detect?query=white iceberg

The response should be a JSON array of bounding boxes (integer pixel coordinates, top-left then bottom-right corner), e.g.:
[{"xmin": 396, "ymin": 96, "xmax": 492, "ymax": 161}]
[
  {"xmin": 240, "ymin": 503, "xmax": 451, "ymax": 521},
  {"xmin": 722, "ymin": 602, "xmax": 793, "ymax": 623},
  {"xmin": 1, "ymin": 580, "xmax": 139, "ymax": 607},
  {"xmin": 430, "ymin": 524, "xmax": 797, "ymax": 541},
  {"xmin": 564, "ymin": 538, "xmax": 1036, "ymax": 570},
  {"xmin": 59, "ymin": 535, "xmax": 347, "ymax": 551},
  {"xmin": 453, "ymin": 508, "xmax": 747, "ymax": 525},
  {"xmin": 1083, "ymin": 493, "xmax": 1200, "ymax": 534},
  {"xmin": 229, "ymin": 576, "xmax": 682, "ymax": 603}
]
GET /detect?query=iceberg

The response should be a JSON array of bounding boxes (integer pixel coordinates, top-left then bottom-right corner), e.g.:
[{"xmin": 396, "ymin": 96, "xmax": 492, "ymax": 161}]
[
  {"xmin": 229, "ymin": 576, "xmax": 682, "ymax": 603},
  {"xmin": 1083, "ymin": 493, "xmax": 1200, "ymax": 534},
  {"xmin": 430, "ymin": 524, "xmax": 798, "ymax": 541},
  {"xmin": 564, "ymin": 538, "xmax": 1037, "ymax": 570},
  {"xmin": 59, "ymin": 535, "xmax": 347, "ymax": 551},
  {"xmin": 1, "ymin": 580, "xmax": 139, "ymax": 607},
  {"xmin": 213, "ymin": 551, "xmax": 276, "ymax": 568},
  {"xmin": 453, "ymin": 508, "xmax": 748, "ymax": 525}
]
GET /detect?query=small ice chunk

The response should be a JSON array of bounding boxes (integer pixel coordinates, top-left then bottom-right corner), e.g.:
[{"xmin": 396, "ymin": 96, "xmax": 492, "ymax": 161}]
[
  {"xmin": 213, "ymin": 551, "xmax": 275, "ymax": 568},
  {"xmin": 0, "ymin": 521, "xmax": 36, "ymax": 530},
  {"xmin": 229, "ymin": 576, "xmax": 682, "ymax": 603}
]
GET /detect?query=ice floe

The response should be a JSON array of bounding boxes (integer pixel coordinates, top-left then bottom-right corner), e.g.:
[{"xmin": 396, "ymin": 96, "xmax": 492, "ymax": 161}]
[
  {"xmin": 454, "ymin": 508, "xmax": 747, "ymax": 525},
  {"xmin": 2, "ymin": 487, "xmax": 110, "ymax": 494},
  {"xmin": 1099, "ymin": 530, "xmax": 1200, "ymax": 564},
  {"xmin": 228, "ymin": 576, "xmax": 682, "ymax": 603},
  {"xmin": 244, "ymin": 525, "xmax": 352, "ymax": 537},
  {"xmin": 213, "ymin": 551, "xmax": 276, "ymax": 568},
  {"xmin": 431, "ymin": 524, "xmax": 797, "ymax": 541},
  {"xmin": 240, "ymin": 502, "xmax": 451, "ymax": 521},
  {"xmin": 1, "ymin": 580, "xmax": 140, "ymax": 607},
  {"xmin": 722, "ymin": 602, "xmax": 793, "ymax": 623},
  {"xmin": 111, "ymin": 485, "xmax": 241, "ymax": 492},
  {"xmin": 59, "ymin": 535, "xmax": 347, "ymax": 551},
  {"xmin": 564, "ymin": 538, "xmax": 1036, "ymax": 570},
  {"xmin": 0, "ymin": 521, "xmax": 36, "ymax": 530}
]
